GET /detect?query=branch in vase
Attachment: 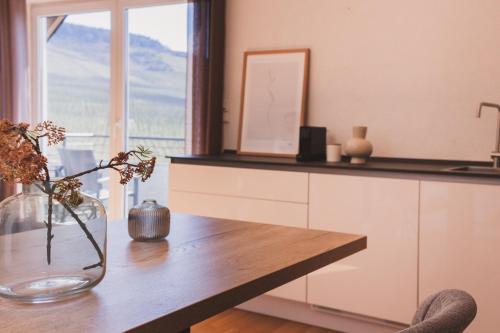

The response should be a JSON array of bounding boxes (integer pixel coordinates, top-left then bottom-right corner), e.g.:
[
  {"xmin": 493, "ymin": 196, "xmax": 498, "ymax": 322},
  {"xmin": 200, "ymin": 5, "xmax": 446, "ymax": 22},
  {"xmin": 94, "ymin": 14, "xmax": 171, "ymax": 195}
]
[
  {"xmin": 46, "ymin": 192, "xmax": 54, "ymax": 265},
  {"xmin": 35, "ymin": 182, "xmax": 55, "ymax": 265},
  {"xmin": 60, "ymin": 201, "xmax": 104, "ymax": 271},
  {"xmin": 64, "ymin": 161, "xmax": 139, "ymax": 181},
  {"xmin": 83, "ymin": 262, "xmax": 103, "ymax": 271},
  {"xmin": 62, "ymin": 150, "xmax": 155, "ymax": 186}
]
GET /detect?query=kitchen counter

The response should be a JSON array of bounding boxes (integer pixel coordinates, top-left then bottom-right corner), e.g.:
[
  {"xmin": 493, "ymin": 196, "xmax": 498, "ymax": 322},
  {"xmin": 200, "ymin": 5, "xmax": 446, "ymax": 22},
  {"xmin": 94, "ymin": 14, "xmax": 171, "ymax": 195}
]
[
  {"xmin": 167, "ymin": 153, "xmax": 500, "ymax": 331},
  {"xmin": 168, "ymin": 152, "xmax": 500, "ymax": 181}
]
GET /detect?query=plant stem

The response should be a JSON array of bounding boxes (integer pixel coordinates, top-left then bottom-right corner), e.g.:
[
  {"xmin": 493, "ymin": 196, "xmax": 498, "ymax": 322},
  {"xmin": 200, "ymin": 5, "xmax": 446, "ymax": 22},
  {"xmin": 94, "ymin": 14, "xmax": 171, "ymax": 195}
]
[
  {"xmin": 65, "ymin": 161, "xmax": 140, "ymax": 181},
  {"xmin": 46, "ymin": 189, "xmax": 54, "ymax": 265},
  {"xmin": 60, "ymin": 201, "xmax": 104, "ymax": 270},
  {"xmin": 35, "ymin": 180, "xmax": 54, "ymax": 266}
]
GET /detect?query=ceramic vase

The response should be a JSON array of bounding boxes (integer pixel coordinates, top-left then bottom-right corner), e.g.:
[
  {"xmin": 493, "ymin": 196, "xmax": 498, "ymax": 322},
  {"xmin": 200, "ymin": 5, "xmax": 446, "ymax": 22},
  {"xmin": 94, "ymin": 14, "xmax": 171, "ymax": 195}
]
[
  {"xmin": 0, "ymin": 183, "xmax": 107, "ymax": 303},
  {"xmin": 128, "ymin": 199, "xmax": 170, "ymax": 241},
  {"xmin": 344, "ymin": 126, "xmax": 373, "ymax": 164}
]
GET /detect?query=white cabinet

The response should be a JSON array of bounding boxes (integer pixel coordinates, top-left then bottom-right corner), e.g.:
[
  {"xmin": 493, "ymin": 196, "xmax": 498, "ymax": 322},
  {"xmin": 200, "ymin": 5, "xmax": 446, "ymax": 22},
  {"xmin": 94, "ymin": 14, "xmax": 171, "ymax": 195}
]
[
  {"xmin": 307, "ymin": 174, "xmax": 419, "ymax": 324},
  {"xmin": 169, "ymin": 162, "xmax": 500, "ymax": 328},
  {"xmin": 170, "ymin": 191, "xmax": 307, "ymax": 229},
  {"xmin": 169, "ymin": 163, "xmax": 309, "ymax": 302},
  {"xmin": 420, "ymin": 181, "xmax": 500, "ymax": 333},
  {"xmin": 169, "ymin": 164, "xmax": 308, "ymax": 203}
]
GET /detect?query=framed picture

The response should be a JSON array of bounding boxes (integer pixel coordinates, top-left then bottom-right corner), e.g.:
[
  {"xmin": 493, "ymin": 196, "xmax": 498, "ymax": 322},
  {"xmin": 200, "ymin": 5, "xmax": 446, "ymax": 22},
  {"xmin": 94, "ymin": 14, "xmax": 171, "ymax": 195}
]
[{"xmin": 237, "ymin": 49, "xmax": 310, "ymax": 157}]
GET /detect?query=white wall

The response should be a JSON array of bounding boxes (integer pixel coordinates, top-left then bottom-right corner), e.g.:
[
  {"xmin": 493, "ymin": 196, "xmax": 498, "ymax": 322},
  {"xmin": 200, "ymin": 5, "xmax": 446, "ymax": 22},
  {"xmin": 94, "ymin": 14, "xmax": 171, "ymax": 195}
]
[{"xmin": 223, "ymin": 0, "xmax": 500, "ymax": 161}]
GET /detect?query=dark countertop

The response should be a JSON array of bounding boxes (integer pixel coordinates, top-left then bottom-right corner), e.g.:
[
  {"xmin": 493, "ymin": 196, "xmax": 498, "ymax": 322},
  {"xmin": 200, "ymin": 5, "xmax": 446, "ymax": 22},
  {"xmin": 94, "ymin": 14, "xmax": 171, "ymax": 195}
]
[{"xmin": 167, "ymin": 153, "xmax": 500, "ymax": 180}]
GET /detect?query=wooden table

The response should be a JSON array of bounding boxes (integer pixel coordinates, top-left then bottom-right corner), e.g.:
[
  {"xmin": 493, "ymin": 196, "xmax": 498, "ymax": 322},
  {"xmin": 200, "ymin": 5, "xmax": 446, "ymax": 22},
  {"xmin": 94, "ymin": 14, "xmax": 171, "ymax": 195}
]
[{"xmin": 0, "ymin": 214, "xmax": 366, "ymax": 333}]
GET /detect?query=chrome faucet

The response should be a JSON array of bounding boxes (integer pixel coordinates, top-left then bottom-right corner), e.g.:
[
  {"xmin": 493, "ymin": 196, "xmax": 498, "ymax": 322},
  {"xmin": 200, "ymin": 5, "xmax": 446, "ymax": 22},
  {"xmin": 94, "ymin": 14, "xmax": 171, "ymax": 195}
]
[{"xmin": 477, "ymin": 102, "xmax": 500, "ymax": 168}]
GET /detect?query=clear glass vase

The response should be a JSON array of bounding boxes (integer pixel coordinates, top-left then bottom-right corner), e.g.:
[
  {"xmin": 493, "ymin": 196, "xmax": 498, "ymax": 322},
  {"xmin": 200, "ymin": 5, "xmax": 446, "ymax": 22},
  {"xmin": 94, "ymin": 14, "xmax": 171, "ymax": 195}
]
[{"xmin": 0, "ymin": 183, "xmax": 106, "ymax": 303}]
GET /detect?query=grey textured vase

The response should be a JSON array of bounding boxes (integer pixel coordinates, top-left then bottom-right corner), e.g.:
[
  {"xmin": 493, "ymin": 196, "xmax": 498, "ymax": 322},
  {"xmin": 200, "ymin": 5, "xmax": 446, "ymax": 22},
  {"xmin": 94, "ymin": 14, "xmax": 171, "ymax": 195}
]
[
  {"xmin": 344, "ymin": 126, "xmax": 373, "ymax": 164},
  {"xmin": 128, "ymin": 200, "xmax": 170, "ymax": 241}
]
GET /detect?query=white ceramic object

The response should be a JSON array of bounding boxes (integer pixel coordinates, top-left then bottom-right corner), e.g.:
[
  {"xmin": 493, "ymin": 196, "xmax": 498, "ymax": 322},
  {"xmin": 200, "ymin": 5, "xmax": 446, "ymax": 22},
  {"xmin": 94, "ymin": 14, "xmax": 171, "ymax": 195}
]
[
  {"xmin": 344, "ymin": 126, "xmax": 373, "ymax": 164},
  {"xmin": 326, "ymin": 144, "xmax": 342, "ymax": 162}
]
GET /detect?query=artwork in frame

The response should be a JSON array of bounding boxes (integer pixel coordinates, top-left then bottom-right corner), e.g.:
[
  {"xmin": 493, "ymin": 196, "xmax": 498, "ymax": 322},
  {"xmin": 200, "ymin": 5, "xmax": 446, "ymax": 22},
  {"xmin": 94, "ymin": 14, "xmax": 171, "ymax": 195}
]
[{"xmin": 237, "ymin": 49, "xmax": 310, "ymax": 157}]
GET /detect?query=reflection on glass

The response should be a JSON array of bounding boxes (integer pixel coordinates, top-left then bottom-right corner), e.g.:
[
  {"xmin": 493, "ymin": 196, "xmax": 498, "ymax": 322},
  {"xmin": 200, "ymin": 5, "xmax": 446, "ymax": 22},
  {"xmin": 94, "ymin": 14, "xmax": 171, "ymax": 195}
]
[
  {"xmin": 43, "ymin": 12, "xmax": 111, "ymax": 208},
  {"xmin": 126, "ymin": 4, "xmax": 188, "ymax": 208}
]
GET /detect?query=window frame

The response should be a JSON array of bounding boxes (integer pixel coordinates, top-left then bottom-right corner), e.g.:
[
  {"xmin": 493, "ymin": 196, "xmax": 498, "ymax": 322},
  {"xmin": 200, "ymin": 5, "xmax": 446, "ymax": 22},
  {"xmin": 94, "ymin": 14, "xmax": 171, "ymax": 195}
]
[{"xmin": 29, "ymin": 0, "xmax": 189, "ymax": 219}]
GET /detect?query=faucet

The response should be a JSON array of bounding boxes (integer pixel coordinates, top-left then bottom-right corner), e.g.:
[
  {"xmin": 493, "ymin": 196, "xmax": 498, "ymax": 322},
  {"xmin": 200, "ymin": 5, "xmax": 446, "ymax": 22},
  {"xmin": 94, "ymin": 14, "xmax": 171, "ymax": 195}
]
[{"xmin": 477, "ymin": 102, "xmax": 500, "ymax": 168}]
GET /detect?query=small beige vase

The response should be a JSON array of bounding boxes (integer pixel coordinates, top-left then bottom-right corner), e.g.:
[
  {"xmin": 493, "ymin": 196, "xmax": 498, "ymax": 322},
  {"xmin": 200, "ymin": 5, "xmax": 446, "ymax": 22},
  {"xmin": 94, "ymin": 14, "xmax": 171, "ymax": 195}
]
[{"xmin": 344, "ymin": 126, "xmax": 373, "ymax": 164}]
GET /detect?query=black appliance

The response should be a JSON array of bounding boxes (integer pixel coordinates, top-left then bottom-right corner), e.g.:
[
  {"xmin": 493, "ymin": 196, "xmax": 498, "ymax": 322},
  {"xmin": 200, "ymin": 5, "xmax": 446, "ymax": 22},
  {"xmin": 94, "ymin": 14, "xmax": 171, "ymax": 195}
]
[{"xmin": 296, "ymin": 126, "xmax": 326, "ymax": 161}]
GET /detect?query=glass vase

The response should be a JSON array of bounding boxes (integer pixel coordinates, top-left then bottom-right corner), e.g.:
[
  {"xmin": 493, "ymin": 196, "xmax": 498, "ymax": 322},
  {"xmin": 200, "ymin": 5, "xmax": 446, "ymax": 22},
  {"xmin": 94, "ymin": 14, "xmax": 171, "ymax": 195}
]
[{"xmin": 0, "ymin": 183, "xmax": 106, "ymax": 303}]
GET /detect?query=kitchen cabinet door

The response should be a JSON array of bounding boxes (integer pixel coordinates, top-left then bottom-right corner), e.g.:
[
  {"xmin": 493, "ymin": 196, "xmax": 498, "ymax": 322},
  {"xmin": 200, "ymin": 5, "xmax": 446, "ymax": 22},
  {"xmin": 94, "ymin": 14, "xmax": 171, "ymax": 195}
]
[
  {"xmin": 169, "ymin": 163, "xmax": 308, "ymax": 203},
  {"xmin": 420, "ymin": 181, "xmax": 500, "ymax": 333},
  {"xmin": 169, "ymin": 164, "xmax": 308, "ymax": 302},
  {"xmin": 308, "ymin": 174, "xmax": 419, "ymax": 324}
]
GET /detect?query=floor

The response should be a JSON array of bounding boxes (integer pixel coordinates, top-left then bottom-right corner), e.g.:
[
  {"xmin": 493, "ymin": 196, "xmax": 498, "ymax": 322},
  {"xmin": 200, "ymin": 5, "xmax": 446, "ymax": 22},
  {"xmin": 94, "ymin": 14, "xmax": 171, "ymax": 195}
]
[{"xmin": 193, "ymin": 309, "xmax": 340, "ymax": 333}]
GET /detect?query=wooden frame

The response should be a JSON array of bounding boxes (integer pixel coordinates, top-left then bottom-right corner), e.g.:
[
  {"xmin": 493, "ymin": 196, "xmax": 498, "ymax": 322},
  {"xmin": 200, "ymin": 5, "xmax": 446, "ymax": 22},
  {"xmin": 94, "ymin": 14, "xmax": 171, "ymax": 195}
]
[{"xmin": 237, "ymin": 49, "xmax": 310, "ymax": 157}]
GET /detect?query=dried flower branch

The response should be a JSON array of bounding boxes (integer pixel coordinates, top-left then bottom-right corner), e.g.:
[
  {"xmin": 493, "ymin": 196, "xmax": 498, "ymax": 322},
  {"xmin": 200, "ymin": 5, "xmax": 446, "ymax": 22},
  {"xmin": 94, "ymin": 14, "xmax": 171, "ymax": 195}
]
[
  {"xmin": 0, "ymin": 119, "xmax": 156, "ymax": 269},
  {"xmin": 32, "ymin": 121, "xmax": 66, "ymax": 146},
  {"xmin": 53, "ymin": 178, "xmax": 84, "ymax": 208},
  {"xmin": 0, "ymin": 120, "xmax": 47, "ymax": 184}
]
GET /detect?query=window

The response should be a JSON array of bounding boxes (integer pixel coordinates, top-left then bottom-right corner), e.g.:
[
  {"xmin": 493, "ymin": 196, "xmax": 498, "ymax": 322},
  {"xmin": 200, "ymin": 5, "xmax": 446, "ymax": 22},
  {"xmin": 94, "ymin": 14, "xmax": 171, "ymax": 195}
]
[
  {"xmin": 43, "ymin": 11, "xmax": 112, "ymax": 209},
  {"xmin": 31, "ymin": 0, "xmax": 190, "ymax": 218},
  {"xmin": 126, "ymin": 4, "xmax": 188, "ymax": 208}
]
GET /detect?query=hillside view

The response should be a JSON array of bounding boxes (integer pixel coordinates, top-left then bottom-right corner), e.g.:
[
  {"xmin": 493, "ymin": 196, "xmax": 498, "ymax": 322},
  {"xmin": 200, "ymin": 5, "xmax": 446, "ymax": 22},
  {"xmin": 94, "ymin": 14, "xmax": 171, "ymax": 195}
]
[{"xmin": 46, "ymin": 22, "xmax": 187, "ymax": 161}]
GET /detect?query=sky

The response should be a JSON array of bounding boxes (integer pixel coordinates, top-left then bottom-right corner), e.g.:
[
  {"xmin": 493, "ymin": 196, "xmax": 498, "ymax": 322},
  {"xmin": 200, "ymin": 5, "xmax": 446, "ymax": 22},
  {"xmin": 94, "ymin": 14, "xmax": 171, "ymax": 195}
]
[{"xmin": 64, "ymin": 3, "xmax": 188, "ymax": 52}]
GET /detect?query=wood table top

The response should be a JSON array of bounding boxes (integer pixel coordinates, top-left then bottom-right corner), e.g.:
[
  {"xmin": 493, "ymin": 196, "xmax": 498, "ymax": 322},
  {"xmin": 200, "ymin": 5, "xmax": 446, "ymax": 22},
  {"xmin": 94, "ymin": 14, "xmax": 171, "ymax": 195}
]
[{"xmin": 0, "ymin": 214, "xmax": 366, "ymax": 333}]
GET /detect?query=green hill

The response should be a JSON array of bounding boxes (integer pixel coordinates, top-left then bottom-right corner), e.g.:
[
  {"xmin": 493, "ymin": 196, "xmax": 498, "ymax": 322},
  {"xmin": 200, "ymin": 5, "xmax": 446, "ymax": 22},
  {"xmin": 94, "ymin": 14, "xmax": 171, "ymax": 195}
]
[{"xmin": 46, "ymin": 23, "xmax": 187, "ymax": 159}]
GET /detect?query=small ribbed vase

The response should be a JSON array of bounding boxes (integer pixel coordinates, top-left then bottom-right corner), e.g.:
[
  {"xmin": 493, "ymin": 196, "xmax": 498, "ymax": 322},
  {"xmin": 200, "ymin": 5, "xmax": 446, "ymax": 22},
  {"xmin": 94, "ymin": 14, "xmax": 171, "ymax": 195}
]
[
  {"xmin": 344, "ymin": 126, "xmax": 373, "ymax": 164},
  {"xmin": 128, "ymin": 200, "xmax": 170, "ymax": 241}
]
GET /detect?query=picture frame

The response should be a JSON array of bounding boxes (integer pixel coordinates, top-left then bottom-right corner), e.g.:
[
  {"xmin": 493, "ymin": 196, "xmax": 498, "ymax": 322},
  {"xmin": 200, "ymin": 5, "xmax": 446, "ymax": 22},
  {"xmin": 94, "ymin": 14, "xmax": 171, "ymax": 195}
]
[{"xmin": 237, "ymin": 49, "xmax": 310, "ymax": 157}]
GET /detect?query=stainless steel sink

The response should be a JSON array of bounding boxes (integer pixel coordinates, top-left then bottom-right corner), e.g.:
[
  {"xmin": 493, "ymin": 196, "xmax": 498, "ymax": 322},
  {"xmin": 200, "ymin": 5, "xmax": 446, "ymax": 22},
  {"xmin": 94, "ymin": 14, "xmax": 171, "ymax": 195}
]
[{"xmin": 445, "ymin": 166, "xmax": 500, "ymax": 174}]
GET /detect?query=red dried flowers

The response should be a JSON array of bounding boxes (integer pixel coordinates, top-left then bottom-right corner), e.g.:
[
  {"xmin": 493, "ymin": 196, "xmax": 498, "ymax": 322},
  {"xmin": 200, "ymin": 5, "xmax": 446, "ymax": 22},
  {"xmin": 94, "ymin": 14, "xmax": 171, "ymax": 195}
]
[
  {"xmin": 0, "ymin": 119, "xmax": 156, "ymax": 206},
  {"xmin": 0, "ymin": 120, "xmax": 49, "ymax": 184}
]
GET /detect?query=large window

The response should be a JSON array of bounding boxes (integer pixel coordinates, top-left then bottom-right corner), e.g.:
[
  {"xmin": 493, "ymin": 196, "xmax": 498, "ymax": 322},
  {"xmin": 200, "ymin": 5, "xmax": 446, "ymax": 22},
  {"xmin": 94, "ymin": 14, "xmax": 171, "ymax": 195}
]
[{"xmin": 31, "ymin": 0, "xmax": 189, "ymax": 218}]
